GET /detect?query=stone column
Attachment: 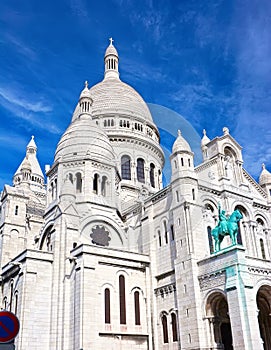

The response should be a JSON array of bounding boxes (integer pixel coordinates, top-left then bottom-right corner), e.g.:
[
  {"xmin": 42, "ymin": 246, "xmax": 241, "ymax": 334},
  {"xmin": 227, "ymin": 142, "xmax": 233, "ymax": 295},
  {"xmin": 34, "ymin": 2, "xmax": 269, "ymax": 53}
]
[{"xmin": 225, "ymin": 253, "xmax": 264, "ymax": 350}]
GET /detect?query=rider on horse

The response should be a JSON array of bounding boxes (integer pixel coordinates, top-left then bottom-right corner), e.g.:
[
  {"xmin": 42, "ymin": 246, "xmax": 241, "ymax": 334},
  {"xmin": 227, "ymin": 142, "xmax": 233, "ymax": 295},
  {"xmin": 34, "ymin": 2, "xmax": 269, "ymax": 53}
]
[{"xmin": 218, "ymin": 204, "xmax": 228, "ymax": 234}]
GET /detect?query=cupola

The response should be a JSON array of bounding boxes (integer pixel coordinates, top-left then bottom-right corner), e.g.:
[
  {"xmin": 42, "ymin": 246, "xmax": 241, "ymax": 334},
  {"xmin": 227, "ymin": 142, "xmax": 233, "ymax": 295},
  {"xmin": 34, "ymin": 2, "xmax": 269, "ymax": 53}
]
[
  {"xmin": 201, "ymin": 129, "xmax": 210, "ymax": 161},
  {"xmin": 78, "ymin": 81, "xmax": 93, "ymax": 117},
  {"xmin": 104, "ymin": 37, "xmax": 119, "ymax": 80}
]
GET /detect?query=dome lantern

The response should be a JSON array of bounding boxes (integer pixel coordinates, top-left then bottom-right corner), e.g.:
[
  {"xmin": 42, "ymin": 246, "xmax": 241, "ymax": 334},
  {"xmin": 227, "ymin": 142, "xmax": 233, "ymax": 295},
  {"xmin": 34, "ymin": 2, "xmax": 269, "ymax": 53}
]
[{"xmin": 104, "ymin": 37, "xmax": 119, "ymax": 80}]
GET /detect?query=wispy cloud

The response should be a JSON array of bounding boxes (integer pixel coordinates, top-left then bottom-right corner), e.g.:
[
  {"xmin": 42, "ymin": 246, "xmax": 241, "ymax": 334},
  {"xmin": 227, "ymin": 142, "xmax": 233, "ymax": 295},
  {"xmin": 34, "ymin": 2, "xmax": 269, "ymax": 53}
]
[
  {"xmin": 0, "ymin": 85, "xmax": 60, "ymax": 134},
  {"xmin": 4, "ymin": 33, "xmax": 37, "ymax": 61},
  {"xmin": 0, "ymin": 86, "xmax": 52, "ymax": 113},
  {"xmin": 121, "ymin": 57, "xmax": 166, "ymax": 83}
]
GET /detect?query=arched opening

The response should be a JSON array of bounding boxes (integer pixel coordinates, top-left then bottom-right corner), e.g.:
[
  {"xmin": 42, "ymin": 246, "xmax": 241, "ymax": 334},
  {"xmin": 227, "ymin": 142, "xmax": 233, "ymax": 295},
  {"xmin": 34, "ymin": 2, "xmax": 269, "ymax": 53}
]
[
  {"xmin": 136, "ymin": 158, "xmax": 145, "ymax": 183},
  {"xmin": 257, "ymin": 285, "xmax": 271, "ymax": 349},
  {"xmin": 206, "ymin": 292, "xmax": 233, "ymax": 349},
  {"xmin": 119, "ymin": 275, "xmax": 126, "ymax": 324},
  {"xmin": 101, "ymin": 176, "xmax": 107, "ymax": 196},
  {"xmin": 75, "ymin": 172, "xmax": 82, "ymax": 193},
  {"xmin": 207, "ymin": 226, "xmax": 214, "ymax": 253},
  {"xmin": 134, "ymin": 291, "xmax": 140, "ymax": 325},
  {"xmin": 93, "ymin": 173, "xmax": 99, "ymax": 194},
  {"xmin": 121, "ymin": 155, "xmax": 131, "ymax": 180},
  {"xmin": 104, "ymin": 288, "xmax": 111, "ymax": 324},
  {"xmin": 224, "ymin": 147, "xmax": 237, "ymax": 182},
  {"xmin": 234, "ymin": 205, "xmax": 248, "ymax": 245},
  {"xmin": 40, "ymin": 225, "xmax": 53, "ymax": 252},
  {"xmin": 163, "ymin": 220, "xmax": 168, "ymax": 244},
  {"xmin": 162, "ymin": 314, "xmax": 169, "ymax": 343},
  {"xmin": 150, "ymin": 163, "xmax": 155, "ymax": 188},
  {"xmin": 171, "ymin": 312, "xmax": 178, "ymax": 342}
]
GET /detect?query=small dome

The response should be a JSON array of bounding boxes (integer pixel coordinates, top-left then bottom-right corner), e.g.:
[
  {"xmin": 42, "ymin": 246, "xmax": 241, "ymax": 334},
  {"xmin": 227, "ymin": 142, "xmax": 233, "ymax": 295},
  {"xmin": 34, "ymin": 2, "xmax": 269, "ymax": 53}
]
[
  {"xmin": 79, "ymin": 81, "xmax": 92, "ymax": 100},
  {"xmin": 201, "ymin": 129, "xmax": 210, "ymax": 147},
  {"xmin": 172, "ymin": 130, "xmax": 192, "ymax": 153},
  {"xmin": 259, "ymin": 164, "xmax": 271, "ymax": 186},
  {"xmin": 55, "ymin": 118, "xmax": 115, "ymax": 163},
  {"xmin": 105, "ymin": 43, "xmax": 118, "ymax": 58}
]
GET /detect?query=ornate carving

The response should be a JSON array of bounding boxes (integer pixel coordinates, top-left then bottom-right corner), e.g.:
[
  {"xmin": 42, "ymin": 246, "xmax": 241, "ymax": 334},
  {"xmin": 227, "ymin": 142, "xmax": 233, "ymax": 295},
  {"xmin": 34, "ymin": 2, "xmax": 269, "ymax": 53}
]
[
  {"xmin": 154, "ymin": 283, "xmax": 176, "ymax": 298},
  {"xmin": 198, "ymin": 270, "xmax": 226, "ymax": 290},
  {"xmin": 90, "ymin": 225, "xmax": 111, "ymax": 247}
]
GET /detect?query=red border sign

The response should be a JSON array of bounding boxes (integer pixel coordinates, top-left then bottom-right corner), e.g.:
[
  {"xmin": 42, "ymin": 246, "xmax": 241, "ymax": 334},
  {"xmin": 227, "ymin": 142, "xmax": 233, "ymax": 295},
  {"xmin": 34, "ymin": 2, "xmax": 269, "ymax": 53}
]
[{"xmin": 0, "ymin": 311, "xmax": 20, "ymax": 343}]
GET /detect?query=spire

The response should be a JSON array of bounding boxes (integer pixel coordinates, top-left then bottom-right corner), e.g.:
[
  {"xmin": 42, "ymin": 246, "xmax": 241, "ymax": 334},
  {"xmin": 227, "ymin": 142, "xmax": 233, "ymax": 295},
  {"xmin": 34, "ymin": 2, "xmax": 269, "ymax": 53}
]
[
  {"xmin": 104, "ymin": 37, "xmax": 119, "ymax": 80},
  {"xmin": 27, "ymin": 135, "xmax": 37, "ymax": 155},
  {"xmin": 201, "ymin": 129, "xmax": 210, "ymax": 147},
  {"xmin": 13, "ymin": 136, "xmax": 44, "ymax": 189},
  {"xmin": 78, "ymin": 80, "xmax": 93, "ymax": 117}
]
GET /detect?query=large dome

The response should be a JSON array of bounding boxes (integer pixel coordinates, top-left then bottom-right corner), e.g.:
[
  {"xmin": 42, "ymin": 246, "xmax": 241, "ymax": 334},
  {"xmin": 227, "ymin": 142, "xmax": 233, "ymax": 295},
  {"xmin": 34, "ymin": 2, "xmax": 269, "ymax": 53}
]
[
  {"xmin": 89, "ymin": 78, "xmax": 154, "ymax": 122},
  {"xmin": 55, "ymin": 117, "xmax": 115, "ymax": 163}
]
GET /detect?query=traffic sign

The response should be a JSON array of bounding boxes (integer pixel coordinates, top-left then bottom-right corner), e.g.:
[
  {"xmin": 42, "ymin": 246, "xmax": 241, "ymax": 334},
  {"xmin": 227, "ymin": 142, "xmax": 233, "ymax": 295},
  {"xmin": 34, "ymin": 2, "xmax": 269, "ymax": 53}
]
[{"xmin": 0, "ymin": 311, "xmax": 19, "ymax": 343}]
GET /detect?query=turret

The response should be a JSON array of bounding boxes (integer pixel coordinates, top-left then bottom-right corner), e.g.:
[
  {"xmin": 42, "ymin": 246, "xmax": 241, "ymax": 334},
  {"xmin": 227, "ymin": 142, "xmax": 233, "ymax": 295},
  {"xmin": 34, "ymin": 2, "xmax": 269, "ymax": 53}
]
[
  {"xmin": 201, "ymin": 129, "xmax": 210, "ymax": 161},
  {"xmin": 170, "ymin": 130, "xmax": 197, "ymax": 203},
  {"xmin": 13, "ymin": 136, "xmax": 45, "ymax": 191},
  {"xmin": 259, "ymin": 164, "xmax": 271, "ymax": 202},
  {"xmin": 104, "ymin": 37, "xmax": 119, "ymax": 80}
]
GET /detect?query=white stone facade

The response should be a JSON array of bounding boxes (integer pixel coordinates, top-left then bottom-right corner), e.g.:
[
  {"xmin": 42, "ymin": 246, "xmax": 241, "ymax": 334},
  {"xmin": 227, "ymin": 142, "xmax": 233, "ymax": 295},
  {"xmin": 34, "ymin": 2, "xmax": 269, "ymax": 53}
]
[{"xmin": 1, "ymin": 41, "xmax": 271, "ymax": 350}]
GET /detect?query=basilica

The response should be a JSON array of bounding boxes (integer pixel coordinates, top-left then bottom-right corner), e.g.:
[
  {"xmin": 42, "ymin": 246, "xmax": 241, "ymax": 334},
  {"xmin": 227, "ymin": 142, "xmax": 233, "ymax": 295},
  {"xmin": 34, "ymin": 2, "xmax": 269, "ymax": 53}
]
[{"xmin": 1, "ymin": 40, "xmax": 271, "ymax": 350}]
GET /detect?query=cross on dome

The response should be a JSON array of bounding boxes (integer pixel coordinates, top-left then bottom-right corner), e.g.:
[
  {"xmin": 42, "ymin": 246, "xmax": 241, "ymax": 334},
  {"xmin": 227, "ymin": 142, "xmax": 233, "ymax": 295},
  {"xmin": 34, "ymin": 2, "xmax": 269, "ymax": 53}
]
[{"xmin": 109, "ymin": 37, "xmax": 114, "ymax": 45}]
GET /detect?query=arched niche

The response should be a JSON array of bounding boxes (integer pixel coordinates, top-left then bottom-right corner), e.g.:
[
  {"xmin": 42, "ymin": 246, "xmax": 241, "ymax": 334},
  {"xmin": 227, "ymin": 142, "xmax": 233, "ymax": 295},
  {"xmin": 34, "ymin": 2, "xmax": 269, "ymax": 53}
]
[
  {"xmin": 205, "ymin": 291, "xmax": 233, "ymax": 350},
  {"xmin": 257, "ymin": 285, "xmax": 271, "ymax": 350}
]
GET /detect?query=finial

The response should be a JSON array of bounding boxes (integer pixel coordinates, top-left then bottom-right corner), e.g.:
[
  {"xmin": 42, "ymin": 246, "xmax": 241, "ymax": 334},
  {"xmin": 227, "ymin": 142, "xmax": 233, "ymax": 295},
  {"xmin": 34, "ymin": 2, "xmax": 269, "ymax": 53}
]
[
  {"xmin": 31, "ymin": 135, "xmax": 34, "ymax": 140},
  {"xmin": 223, "ymin": 127, "xmax": 229, "ymax": 135},
  {"xmin": 203, "ymin": 129, "xmax": 206, "ymax": 136},
  {"xmin": 178, "ymin": 129, "xmax": 181, "ymax": 137},
  {"xmin": 84, "ymin": 81, "xmax": 88, "ymax": 88},
  {"xmin": 109, "ymin": 37, "xmax": 114, "ymax": 45},
  {"xmin": 262, "ymin": 163, "xmax": 266, "ymax": 170}
]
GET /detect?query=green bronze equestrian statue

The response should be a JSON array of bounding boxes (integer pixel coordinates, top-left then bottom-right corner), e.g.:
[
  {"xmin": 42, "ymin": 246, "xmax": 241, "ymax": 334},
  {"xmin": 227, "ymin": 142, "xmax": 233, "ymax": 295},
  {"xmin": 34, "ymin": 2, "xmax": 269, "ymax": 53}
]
[{"xmin": 211, "ymin": 204, "xmax": 243, "ymax": 252}]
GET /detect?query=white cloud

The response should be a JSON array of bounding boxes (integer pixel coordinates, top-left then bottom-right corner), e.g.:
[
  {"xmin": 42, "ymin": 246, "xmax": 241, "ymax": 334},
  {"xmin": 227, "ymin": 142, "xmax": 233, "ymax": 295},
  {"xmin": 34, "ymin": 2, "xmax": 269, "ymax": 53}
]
[
  {"xmin": 0, "ymin": 86, "xmax": 52, "ymax": 113},
  {"xmin": 5, "ymin": 33, "xmax": 37, "ymax": 61}
]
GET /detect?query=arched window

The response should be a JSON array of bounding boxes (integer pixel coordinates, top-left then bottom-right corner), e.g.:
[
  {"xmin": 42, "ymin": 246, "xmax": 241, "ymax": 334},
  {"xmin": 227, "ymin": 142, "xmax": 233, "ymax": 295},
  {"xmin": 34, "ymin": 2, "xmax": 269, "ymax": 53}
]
[
  {"xmin": 93, "ymin": 174, "xmax": 99, "ymax": 194},
  {"xmin": 207, "ymin": 226, "xmax": 214, "ymax": 253},
  {"xmin": 158, "ymin": 230, "xmax": 161, "ymax": 247},
  {"xmin": 192, "ymin": 188, "xmax": 195, "ymax": 200},
  {"xmin": 163, "ymin": 221, "xmax": 168, "ymax": 244},
  {"xmin": 68, "ymin": 173, "xmax": 73, "ymax": 183},
  {"xmin": 170, "ymin": 224, "xmax": 175, "ymax": 240},
  {"xmin": 75, "ymin": 173, "xmax": 82, "ymax": 193},
  {"xmin": 137, "ymin": 158, "xmax": 145, "ymax": 183},
  {"xmin": 104, "ymin": 288, "xmax": 111, "ymax": 324},
  {"xmin": 3, "ymin": 297, "xmax": 7, "ymax": 310},
  {"xmin": 54, "ymin": 179, "xmax": 58, "ymax": 199},
  {"xmin": 171, "ymin": 313, "xmax": 178, "ymax": 342},
  {"xmin": 260, "ymin": 239, "xmax": 266, "ymax": 259},
  {"xmin": 121, "ymin": 156, "xmax": 131, "ymax": 180},
  {"xmin": 119, "ymin": 275, "xmax": 126, "ymax": 324},
  {"xmin": 10, "ymin": 281, "xmax": 14, "ymax": 312},
  {"xmin": 134, "ymin": 291, "xmax": 140, "ymax": 325},
  {"xmin": 150, "ymin": 163, "xmax": 155, "ymax": 188},
  {"xmin": 162, "ymin": 315, "xmax": 169, "ymax": 343},
  {"xmin": 181, "ymin": 158, "xmax": 184, "ymax": 166},
  {"xmin": 14, "ymin": 292, "xmax": 18, "ymax": 315},
  {"xmin": 101, "ymin": 176, "xmax": 107, "ymax": 196}
]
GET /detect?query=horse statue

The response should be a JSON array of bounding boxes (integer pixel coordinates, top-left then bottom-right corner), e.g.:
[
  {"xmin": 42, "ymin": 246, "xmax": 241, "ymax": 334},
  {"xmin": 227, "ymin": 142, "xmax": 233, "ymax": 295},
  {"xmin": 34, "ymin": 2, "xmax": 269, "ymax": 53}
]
[{"xmin": 211, "ymin": 206, "xmax": 243, "ymax": 252}]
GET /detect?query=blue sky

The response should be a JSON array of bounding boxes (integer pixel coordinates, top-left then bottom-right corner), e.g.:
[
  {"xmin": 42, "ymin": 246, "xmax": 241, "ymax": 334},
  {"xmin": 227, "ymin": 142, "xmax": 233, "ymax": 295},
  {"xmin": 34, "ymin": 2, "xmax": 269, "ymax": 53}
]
[{"xmin": 0, "ymin": 0, "xmax": 271, "ymax": 189}]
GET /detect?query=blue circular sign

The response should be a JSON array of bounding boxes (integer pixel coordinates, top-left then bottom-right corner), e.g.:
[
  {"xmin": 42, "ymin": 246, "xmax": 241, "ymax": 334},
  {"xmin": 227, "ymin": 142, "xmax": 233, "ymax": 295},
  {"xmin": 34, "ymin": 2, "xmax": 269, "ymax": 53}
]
[{"xmin": 0, "ymin": 311, "xmax": 20, "ymax": 343}]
